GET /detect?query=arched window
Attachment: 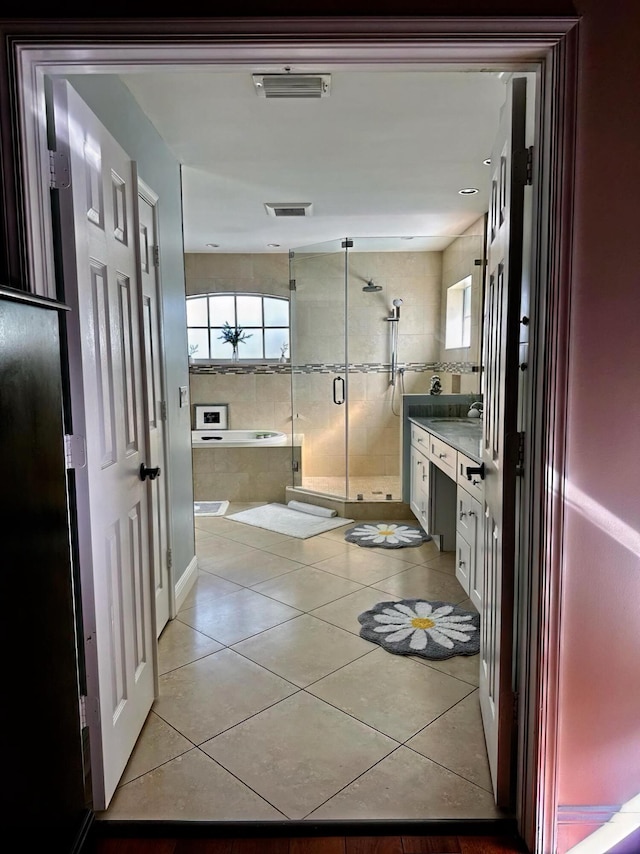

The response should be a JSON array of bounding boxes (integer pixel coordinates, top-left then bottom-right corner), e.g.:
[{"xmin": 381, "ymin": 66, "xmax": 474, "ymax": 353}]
[{"xmin": 187, "ymin": 293, "xmax": 290, "ymax": 361}]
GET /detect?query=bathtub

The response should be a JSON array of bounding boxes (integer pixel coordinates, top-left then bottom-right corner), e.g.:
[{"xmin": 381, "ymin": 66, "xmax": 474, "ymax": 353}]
[{"xmin": 192, "ymin": 429, "xmax": 288, "ymax": 447}]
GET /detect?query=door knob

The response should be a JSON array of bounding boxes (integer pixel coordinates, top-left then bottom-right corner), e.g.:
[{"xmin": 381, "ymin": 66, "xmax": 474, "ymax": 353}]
[
  {"xmin": 139, "ymin": 464, "xmax": 161, "ymax": 481},
  {"xmin": 466, "ymin": 463, "xmax": 485, "ymax": 481}
]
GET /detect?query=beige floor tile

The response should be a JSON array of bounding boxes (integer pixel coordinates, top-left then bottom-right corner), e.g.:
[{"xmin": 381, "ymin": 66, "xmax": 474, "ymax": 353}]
[
  {"xmin": 311, "ymin": 549, "xmax": 416, "ymax": 585},
  {"xmin": 178, "ymin": 587, "xmax": 301, "ymax": 645},
  {"xmin": 117, "ymin": 712, "xmax": 193, "ymax": 787},
  {"xmin": 416, "ymin": 551, "xmax": 457, "ymax": 575},
  {"xmin": 306, "ymin": 746, "xmax": 503, "ymax": 820},
  {"xmin": 217, "ymin": 523, "xmax": 293, "ymax": 549},
  {"xmin": 231, "ymin": 614, "xmax": 373, "ymax": 687},
  {"xmin": 306, "ymin": 647, "xmax": 473, "ymax": 742},
  {"xmin": 200, "ymin": 692, "xmax": 397, "ymax": 820},
  {"xmin": 262, "ymin": 536, "xmax": 353, "ymax": 565},
  {"xmin": 157, "ymin": 618, "xmax": 224, "ymax": 674},
  {"xmin": 177, "ymin": 570, "xmax": 241, "ymax": 612},
  {"xmin": 373, "ymin": 563, "xmax": 468, "ymax": 603},
  {"xmin": 406, "ymin": 690, "xmax": 493, "ymax": 792},
  {"xmin": 410, "ymin": 648, "xmax": 481, "ymax": 687},
  {"xmin": 208, "ymin": 550, "xmax": 306, "ymax": 588},
  {"xmin": 318, "ymin": 523, "xmax": 362, "ymax": 542},
  {"xmin": 195, "ymin": 535, "xmax": 257, "ymax": 565},
  {"xmin": 153, "ymin": 648, "xmax": 298, "ymax": 744},
  {"xmin": 100, "ymin": 748, "xmax": 285, "ymax": 821},
  {"xmin": 310, "ymin": 587, "xmax": 401, "ymax": 635},
  {"xmin": 194, "ymin": 517, "xmax": 239, "ymax": 537},
  {"xmin": 252, "ymin": 566, "xmax": 364, "ymax": 612}
]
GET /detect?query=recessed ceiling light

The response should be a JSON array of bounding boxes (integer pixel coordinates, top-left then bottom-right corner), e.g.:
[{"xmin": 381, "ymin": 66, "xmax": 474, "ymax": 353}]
[
  {"xmin": 206, "ymin": 243, "xmax": 220, "ymax": 248},
  {"xmin": 483, "ymin": 158, "xmax": 492, "ymax": 166},
  {"xmin": 401, "ymin": 236, "xmax": 415, "ymax": 241},
  {"xmin": 267, "ymin": 243, "xmax": 281, "ymax": 248},
  {"xmin": 458, "ymin": 187, "xmax": 479, "ymax": 195}
]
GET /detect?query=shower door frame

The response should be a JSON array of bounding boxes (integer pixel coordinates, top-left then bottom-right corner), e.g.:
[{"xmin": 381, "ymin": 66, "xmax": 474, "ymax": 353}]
[{"xmin": 289, "ymin": 238, "xmax": 351, "ymax": 501}]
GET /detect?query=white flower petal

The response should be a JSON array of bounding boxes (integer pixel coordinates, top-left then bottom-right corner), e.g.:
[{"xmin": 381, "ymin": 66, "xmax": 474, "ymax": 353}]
[
  {"xmin": 373, "ymin": 613, "xmax": 411, "ymax": 624},
  {"xmin": 384, "ymin": 628, "xmax": 414, "ymax": 643},
  {"xmin": 425, "ymin": 627, "xmax": 455, "ymax": 648},
  {"xmin": 409, "ymin": 629, "xmax": 428, "ymax": 650},
  {"xmin": 394, "ymin": 603, "xmax": 418, "ymax": 618},
  {"xmin": 437, "ymin": 627, "xmax": 476, "ymax": 642},
  {"xmin": 374, "ymin": 624, "xmax": 410, "ymax": 633},
  {"xmin": 414, "ymin": 601, "xmax": 434, "ymax": 618},
  {"xmin": 432, "ymin": 605, "xmax": 454, "ymax": 618},
  {"xmin": 434, "ymin": 614, "xmax": 473, "ymax": 624}
]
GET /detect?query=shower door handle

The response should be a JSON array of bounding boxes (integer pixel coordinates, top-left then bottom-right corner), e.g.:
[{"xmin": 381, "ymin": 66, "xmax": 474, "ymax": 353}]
[{"xmin": 333, "ymin": 376, "xmax": 345, "ymax": 405}]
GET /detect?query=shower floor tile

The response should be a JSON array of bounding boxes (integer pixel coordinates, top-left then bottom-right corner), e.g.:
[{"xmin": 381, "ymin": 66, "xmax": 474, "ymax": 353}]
[{"xmin": 301, "ymin": 475, "xmax": 402, "ymax": 501}]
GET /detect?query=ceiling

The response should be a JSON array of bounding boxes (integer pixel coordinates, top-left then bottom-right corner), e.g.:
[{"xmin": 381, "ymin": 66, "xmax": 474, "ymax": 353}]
[{"xmin": 119, "ymin": 69, "xmax": 508, "ymax": 254}]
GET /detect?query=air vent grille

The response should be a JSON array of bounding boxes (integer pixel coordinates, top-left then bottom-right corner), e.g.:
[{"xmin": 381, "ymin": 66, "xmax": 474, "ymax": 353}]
[
  {"xmin": 252, "ymin": 74, "xmax": 331, "ymax": 99},
  {"xmin": 265, "ymin": 203, "xmax": 313, "ymax": 218}
]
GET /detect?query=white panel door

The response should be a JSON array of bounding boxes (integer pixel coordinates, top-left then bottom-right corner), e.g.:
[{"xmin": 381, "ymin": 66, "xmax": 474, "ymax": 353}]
[
  {"xmin": 52, "ymin": 80, "xmax": 155, "ymax": 810},
  {"xmin": 480, "ymin": 75, "xmax": 528, "ymax": 807},
  {"xmin": 136, "ymin": 180, "xmax": 170, "ymax": 637}
]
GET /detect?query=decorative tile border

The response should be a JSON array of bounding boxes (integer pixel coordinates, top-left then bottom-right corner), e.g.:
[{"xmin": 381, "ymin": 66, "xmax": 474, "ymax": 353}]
[{"xmin": 190, "ymin": 360, "xmax": 479, "ymax": 376}]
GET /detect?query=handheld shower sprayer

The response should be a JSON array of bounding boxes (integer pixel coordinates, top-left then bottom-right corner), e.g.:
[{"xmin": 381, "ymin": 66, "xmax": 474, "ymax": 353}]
[{"xmin": 392, "ymin": 298, "xmax": 403, "ymax": 319}]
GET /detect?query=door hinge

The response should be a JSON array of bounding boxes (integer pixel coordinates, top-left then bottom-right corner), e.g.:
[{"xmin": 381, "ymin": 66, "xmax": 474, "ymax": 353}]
[
  {"xmin": 166, "ymin": 547, "xmax": 172, "ymax": 571},
  {"xmin": 516, "ymin": 431, "xmax": 526, "ymax": 477},
  {"xmin": 342, "ymin": 239, "xmax": 354, "ymax": 249},
  {"xmin": 289, "ymin": 279, "xmax": 296, "ymax": 291},
  {"xmin": 79, "ymin": 695, "xmax": 87, "ymax": 730},
  {"xmin": 49, "ymin": 149, "xmax": 70, "ymax": 190},
  {"xmin": 64, "ymin": 434, "xmax": 87, "ymax": 470},
  {"xmin": 513, "ymin": 146, "xmax": 534, "ymax": 187},
  {"xmin": 152, "ymin": 245, "xmax": 160, "ymax": 267},
  {"xmin": 292, "ymin": 459, "xmax": 299, "ymax": 472},
  {"xmin": 160, "ymin": 400, "xmax": 167, "ymax": 421},
  {"xmin": 526, "ymin": 146, "xmax": 534, "ymax": 185}
]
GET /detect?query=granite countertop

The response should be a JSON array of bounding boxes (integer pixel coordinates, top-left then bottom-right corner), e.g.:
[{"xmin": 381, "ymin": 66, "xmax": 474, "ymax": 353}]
[{"xmin": 409, "ymin": 416, "xmax": 483, "ymax": 464}]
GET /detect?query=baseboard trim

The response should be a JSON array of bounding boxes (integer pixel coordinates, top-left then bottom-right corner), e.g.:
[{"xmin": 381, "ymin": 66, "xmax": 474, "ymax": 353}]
[{"xmin": 173, "ymin": 555, "xmax": 198, "ymax": 614}]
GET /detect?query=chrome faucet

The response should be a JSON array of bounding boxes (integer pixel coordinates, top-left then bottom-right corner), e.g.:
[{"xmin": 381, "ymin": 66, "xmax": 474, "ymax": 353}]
[{"xmin": 467, "ymin": 401, "xmax": 483, "ymax": 418}]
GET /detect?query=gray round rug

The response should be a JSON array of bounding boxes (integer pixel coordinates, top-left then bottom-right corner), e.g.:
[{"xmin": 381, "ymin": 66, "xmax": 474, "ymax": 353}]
[
  {"xmin": 358, "ymin": 599, "xmax": 480, "ymax": 660},
  {"xmin": 344, "ymin": 522, "xmax": 431, "ymax": 549}
]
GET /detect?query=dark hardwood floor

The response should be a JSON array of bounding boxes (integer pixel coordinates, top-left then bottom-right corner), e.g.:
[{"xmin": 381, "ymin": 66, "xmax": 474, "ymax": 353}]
[{"xmin": 88, "ymin": 834, "xmax": 529, "ymax": 853}]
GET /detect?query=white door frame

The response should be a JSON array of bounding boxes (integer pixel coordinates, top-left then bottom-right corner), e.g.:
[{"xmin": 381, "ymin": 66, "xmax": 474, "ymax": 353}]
[{"xmin": 11, "ymin": 17, "xmax": 579, "ymax": 853}]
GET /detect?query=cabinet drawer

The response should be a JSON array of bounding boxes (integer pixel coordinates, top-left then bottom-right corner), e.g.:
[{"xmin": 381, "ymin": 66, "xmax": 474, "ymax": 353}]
[
  {"xmin": 429, "ymin": 434, "xmax": 457, "ymax": 478},
  {"xmin": 457, "ymin": 451, "xmax": 484, "ymax": 502},
  {"xmin": 455, "ymin": 534, "xmax": 471, "ymax": 595},
  {"xmin": 410, "ymin": 423, "xmax": 430, "ymax": 455},
  {"xmin": 457, "ymin": 488, "xmax": 481, "ymax": 541}
]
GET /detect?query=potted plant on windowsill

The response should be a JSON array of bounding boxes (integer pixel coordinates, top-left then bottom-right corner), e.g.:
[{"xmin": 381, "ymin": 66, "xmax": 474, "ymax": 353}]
[{"xmin": 218, "ymin": 322, "xmax": 252, "ymax": 361}]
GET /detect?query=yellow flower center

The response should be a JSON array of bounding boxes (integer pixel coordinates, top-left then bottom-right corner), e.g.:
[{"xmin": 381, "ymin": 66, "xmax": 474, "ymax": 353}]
[
  {"xmin": 380, "ymin": 528, "xmax": 395, "ymax": 536},
  {"xmin": 411, "ymin": 617, "xmax": 435, "ymax": 629}
]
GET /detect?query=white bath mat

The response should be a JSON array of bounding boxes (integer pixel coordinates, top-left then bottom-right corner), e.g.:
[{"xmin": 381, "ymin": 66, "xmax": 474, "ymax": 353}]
[
  {"xmin": 194, "ymin": 500, "xmax": 229, "ymax": 517},
  {"xmin": 227, "ymin": 503, "xmax": 353, "ymax": 539}
]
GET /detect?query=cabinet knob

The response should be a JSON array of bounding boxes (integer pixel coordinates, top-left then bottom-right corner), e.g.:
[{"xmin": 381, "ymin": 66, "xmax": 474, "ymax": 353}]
[
  {"xmin": 459, "ymin": 511, "xmax": 467, "ymax": 519},
  {"xmin": 468, "ymin": 510, "xmax": 476, "ymax": 517},
  {"xmin": 458, "ymin": 560, "xmax": 466, "ymax": 568}
]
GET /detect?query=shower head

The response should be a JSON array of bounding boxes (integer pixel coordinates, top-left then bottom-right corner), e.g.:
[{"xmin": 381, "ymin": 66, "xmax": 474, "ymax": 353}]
[
  {"xmin": 391, "ymin": 298, "xmax": 403, "ymax": 319},
  {"xmin": 362, "ymin": 279, "xmax": 383, "ymax": 292}
]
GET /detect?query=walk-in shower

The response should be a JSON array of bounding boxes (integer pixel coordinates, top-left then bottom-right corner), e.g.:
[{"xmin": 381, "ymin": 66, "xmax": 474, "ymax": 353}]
[{"xmin": 287, "ymin": 232, "xmax": 484, "ymax": 503}]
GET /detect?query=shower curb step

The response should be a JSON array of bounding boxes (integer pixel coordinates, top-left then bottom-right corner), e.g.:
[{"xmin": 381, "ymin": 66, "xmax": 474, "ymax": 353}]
[{"xmin": 285, "ymin": 487, "xmax": 414, "ymax": 520}]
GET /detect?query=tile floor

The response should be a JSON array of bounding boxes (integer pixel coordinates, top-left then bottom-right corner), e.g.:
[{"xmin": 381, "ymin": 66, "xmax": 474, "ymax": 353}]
[{"xmin": 97, "ymin": 504, "xmax": 507, "ymax": 824}]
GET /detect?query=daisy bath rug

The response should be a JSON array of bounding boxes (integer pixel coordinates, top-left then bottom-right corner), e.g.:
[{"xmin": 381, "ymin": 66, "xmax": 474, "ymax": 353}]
[
  {"xmin": 344, "ymin": 522, "xmax": 431, "ymax": 549},
  {"xmin": 358, "ymin": 599, "xmax": 480, "ymax": 660}
]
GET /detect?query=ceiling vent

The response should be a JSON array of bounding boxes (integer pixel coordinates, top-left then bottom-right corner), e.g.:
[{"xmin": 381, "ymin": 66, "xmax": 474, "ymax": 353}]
[
  {"xmin": 252, "ymin": 74, "xmax": 331, "ymax": 99},
  {"xmin": 264, "ymin": 202, "xmax": 313, "ymax": 218}
]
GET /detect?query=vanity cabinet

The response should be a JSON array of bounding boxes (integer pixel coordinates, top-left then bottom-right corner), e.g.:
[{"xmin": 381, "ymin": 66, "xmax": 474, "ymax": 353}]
[
  {"xmin": 410, "ymin": 425, "xmax": 431, "ymax": 532},
  {"xmin": 407, "ymin": 417, "xmax": 484, "ymax": 606}
]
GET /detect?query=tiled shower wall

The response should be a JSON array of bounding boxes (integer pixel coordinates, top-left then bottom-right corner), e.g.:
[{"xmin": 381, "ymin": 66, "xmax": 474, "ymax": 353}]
[{"xmin": 187, "ymin": 229, "xmax": 483, "ymax": 482}]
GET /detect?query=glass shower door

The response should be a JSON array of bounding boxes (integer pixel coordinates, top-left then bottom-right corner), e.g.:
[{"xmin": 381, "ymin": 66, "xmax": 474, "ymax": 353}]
[{"xmin": 289, "ymin": 239, "xmax": 348, "ymax": 499}]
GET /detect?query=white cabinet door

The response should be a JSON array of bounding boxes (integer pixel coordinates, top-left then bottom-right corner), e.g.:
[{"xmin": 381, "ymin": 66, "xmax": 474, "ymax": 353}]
[{"xmin": 409, "ymin": 443, "xmax": 430, "ymax": 532}]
